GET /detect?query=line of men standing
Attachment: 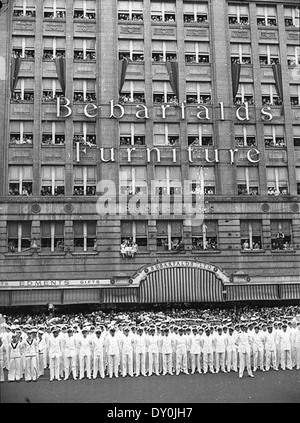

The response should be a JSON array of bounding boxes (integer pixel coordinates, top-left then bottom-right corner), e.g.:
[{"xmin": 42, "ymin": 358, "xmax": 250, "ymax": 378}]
[{"xmin": 1, "ymin": 319, "xmax": 300, "ymax": 382}]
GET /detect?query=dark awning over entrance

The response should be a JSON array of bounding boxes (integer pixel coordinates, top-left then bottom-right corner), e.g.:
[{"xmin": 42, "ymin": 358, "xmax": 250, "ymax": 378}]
[{"xmin": 226, "ymin": 284, "xmax": 279, "ymax": 301}]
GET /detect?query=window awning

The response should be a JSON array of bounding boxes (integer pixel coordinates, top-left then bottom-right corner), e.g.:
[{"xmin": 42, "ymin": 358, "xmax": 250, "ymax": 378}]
[
  {"xmin": 103, "ymin": 288, "xmax": 139, "ymax": 304},
  {"xmin": 226, "ymin": 284, "xmax": 278, "ymax": 301},
  {"xmin": 279, "ymin": 284, "xmax": 300, "ymax": 300}
]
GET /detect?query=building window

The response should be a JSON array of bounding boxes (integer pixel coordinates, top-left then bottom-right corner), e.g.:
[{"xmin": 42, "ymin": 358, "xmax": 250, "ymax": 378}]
[
  {"xmin": 293, "ymin": 126, "xmax": 300, "ymax": 147},
  {"xmin": 284, "ymin": 7, "xmax": 300, "ymax": 28},
  {"xmin": 151, "ymin": 1, "xmax": 176, "ymax": 22},
  {"xmin": 73, "ymin": 0, "xmax": 96, "ymax": 19},
  {"xmin": 185, "ymin": 42, "xmax": 210, "ymax": 63},
  {"xmin": 12, "ymin": 36, "xmax": 35, "ymax": 59},
  {"xmin": 119, "ymin": 39, "xmax": 144, "ymax": 61},
  {"xmin": 234, "ymin": 83, "xmax": 254, "ymax": 105},
  {"xmin": 153, "ymin": 82, "xmax": 178, "ymax": 105},
  {"xmin": 120, "ymin": 166, "xmax": 148, "ymax": 196},
  {"xmin": 41, "ymin": 222, "xmax": 65, "ymax": 253},
  {"xmin": 43, "ymin": 37, "xmax": 66, "ymax": 60},
  {"xmin": 237, "ymin": 167, "xmax": 259, "ymax": 196},
  {"xmin": 118, "ymin": 0, "xmax": 144, "ymax": 21},
  {"xmin": 259, "ymin": 44, "xmax": 279, "ymax": 66},
  {"xmin": 228, "ymin": 4, "xmax": 249, "ymax": 25},
  {"xmin": 43, "ymin": 0, "xmax": 66, "ymax": 19},
  {"xmin": 186, "ymin": 82, "xmax": 211, "ymax": 104},
  {"xmin": 261, "ymin": 84, "xmax": 281, "ymax": 106},
  {"xmin": 296, "ymin": 168, "xmax": 300, "ymax": 194},
  {"xmin": 121, "ymin": 221, "xmax": 148, "ymax": 255},
  {"xmin": 183, "ymin": 2, "xmax": 208, "ymax": 24},
  {"xmin": 267, "ymin": 167, "xmax": 289, "ymax": 196},
  {"xmin": 119, "ymin": 81, "xmax": 145, "ymax": 103},
  {"xmin": 192, "ymin": 221, "xmax": 218, "ymax": 251},
  {"xmin": 188, "ymin": 124, "xmax": 213, "ymax": 147},
  {"xmin": 73, "ymin": 166, "xmax": 97, "ymax": 196},
  {"xmin": 74, "ymin": 221, "xmax": 97, "ymax": 252},
  {"xmin": 156, "ymin": 221, "xmax": 184, "ymax": 251},
  {"xmin": 257, "ymin": 6, "xmax": 277, "ymax": 27},
  {"xmin": 290, "ymin": 85, "xmax": 300, "ymax": 107},
  {"xmin": 120, "ymin": 123, "xmax": 145, "ymax": 146},
  {"xmin": 235, "ymin": 125, "xmax": 256, "ymax": 147},
  {"xmin": 73, "ymin": 122, "xmax": 97, "ymax": 147},
  {"xmin": 189, "ymin": 166, "xmax": 216, "ymax": 196},
  {"xmin": 9, "ymin": 166, "xmax": 33, "ymax": 196},
  {"xmin": 230, "ymin": 43, "xmax": 251, "ymax": 64},
  {"xmin": 9, "ymin": 121, "xmax": 33, "ymax": 145},
  {"xmin": 241, "ymin": 221, "xmax": 263, "ymax": 250},
  {"xmin": 42, "ymin": 122, "xmax": 65, "ymax": 146},
  {"xmin": 11, "ymin": 78, "xmax": 34, "ymax": 102},
  {"xmin": 42, "ymin": 79, "xmax": 63, "ymax": 102},
  {"xmin": 153, "ymin": 123, "xmax": 179, "ymax": 146},
  {"xmin": 74, "ymin": 38, "xmax": 96, "ymax": 60},
  {"xmin": 152, "ymin": 41, "xmax": 177, "ymax": 62},
  {"xmin": 13, "ymin": 0, "xmax": 36, "ymax": 18},
  {"xmin": 41, "ymin": 166, "xmax": 65, "ymax": 196},
  {"xmin": 287, "ymin": 46, "xmax": 300, "ymax": 67},
  {"xmin": 271, "ymin": 221, "xmax": 293, "ymax": 250},
  {"xmin": 264, "ymin": 125, "xmax": 285, "ymax": 148},
  {"xmin": 155, "ymin": 166, "xmax": 181, "ymax": 196},
  {"xmin": 7, "ymin": 222, "xmax": 32, "ymax": 253},
  {"xmin": 74, "ymin": 80, "xmax": 96, "ymax": 102}
]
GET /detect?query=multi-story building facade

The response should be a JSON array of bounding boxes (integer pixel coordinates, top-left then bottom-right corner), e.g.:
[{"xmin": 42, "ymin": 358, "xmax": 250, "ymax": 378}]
[{"xmin": 0, "ymin": 0, "xmax": 300, "ymax": 307}]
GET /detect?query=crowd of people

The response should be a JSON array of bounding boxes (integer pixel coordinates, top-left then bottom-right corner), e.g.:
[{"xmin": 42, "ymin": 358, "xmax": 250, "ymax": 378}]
[{"xmin": 0, "ymin": 305, "xmax": 299, "ymax": 383}]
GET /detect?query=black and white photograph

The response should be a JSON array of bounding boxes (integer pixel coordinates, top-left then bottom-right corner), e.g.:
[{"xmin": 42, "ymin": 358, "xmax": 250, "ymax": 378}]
[{"xmin": 0, "ymin": 0, "xmax": 300, "ymax": 407}]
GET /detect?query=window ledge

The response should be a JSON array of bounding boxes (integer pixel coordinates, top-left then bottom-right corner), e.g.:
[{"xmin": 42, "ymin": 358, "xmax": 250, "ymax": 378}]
[
  {"xmin": 271, "ymin": 250, "xmax": 297, "ymax": 254},
  {"xmin": 71, "ymin": 252, "xmax": 98, "ymax": 256},
  {"xmin": 9, "ymin": 144, "xmax": 33, "ymax": 147},
  {"xmin": 38, "ymin": 252, "xmax": 66, "ymax": 256},
  {"xmin": 191, "ymin": 250, "xmax": 222, "ymax": 254},
  {"xmin": 4, "ymin": 253, "xmax": 33, "ymax": 258},
  {"xmin": 240, "ymin": 250, "xmax": 267, "ymax": 254},
  {"xmin": 156, "ymin": 250, "xmax": 187, "ymax": 255},
  {"xmin": 43, "ymin": 18, "xmax": 66, "ymax": 22},
  {"xmin": 184, "ymin": 23, "xmax": 209, "ymax": 27}
]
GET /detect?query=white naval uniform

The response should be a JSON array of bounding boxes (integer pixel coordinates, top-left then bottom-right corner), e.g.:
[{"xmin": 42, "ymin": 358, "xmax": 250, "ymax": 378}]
[
  {"xmin": 106, "ymin": 335, "xmax": 120, "ymax": 378},
  {"xmin": 120, "ymin": 334, "xmax": 133, "ymax": 377},
  {"xmin": 279, "ymin": 331, "xmax": 292, "ymax": 370},
  {"xmin": 202, "ymin": 335, "xmax": 214, "ymax": 374},
  {"xmin": 214, "ymin": 333, "xmax": 226, "ymax": 373},
  {"xmin": 252, "ymin": 332, "xmax": 265, "ymax": 371},
  {"xmin": 189, "ymin": 334, "xmax": 201, "ymax": 374},
  {"xmin": 162, "ymin": 335, "xmax": 173, "ymax": 375},
  {"xmin": 22, "ymin": 338, "xmax": 38, "ymax": 381},
  {"xmin": 92, "ymin": 335, "xmax": 105, "ymax": 379},
  {"xmin": 0, "ymin": 343, "xmax": 6, "ymax": 382},
  {"xmin": 134, "ymin": 334, "xmax": 146, "ymax": 376},
  {"xmin": 48, "ymin": 335, "xmax": 62, "ymax": 381},
  {"xmin": 37, "ymin": 337, "xmax": 47, "ymax": 376},
  {"xmin": 78, "ymin": 336, "xmax": 92, "ymax": 379},
  {"xmin": 295, "ymin": 328, "xmax": 300, "ymax": 369},
  {"xmin": 63, "ymin": 336, "xmax": 78, "ymax": 380},
  {"xmin": 264, "ymin": 332, "xmax": 278, "ymax": 371},
  {"xmin": 175, "ymin": 334, "xmax": 188, "ymax": 375},
  {"xmin": 235, "ymin": 332, "xmax": 253, "ymax": 378},
  {"xmin": 147, "ymin": 334, "xmax": 159, "ymax": 376},
  {"xmin": 8, "ymin": 341, "xmax": 23, "ymax": 382},
  {"xmin": 225, "ymin": 332, "xmax": 238, "ymax": 372}
]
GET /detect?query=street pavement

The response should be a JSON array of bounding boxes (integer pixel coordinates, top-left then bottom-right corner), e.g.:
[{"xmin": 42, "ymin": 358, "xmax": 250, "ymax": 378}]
[{"xmin": 1, "ymin": 369, "xmax": 300, "ymax": 403}]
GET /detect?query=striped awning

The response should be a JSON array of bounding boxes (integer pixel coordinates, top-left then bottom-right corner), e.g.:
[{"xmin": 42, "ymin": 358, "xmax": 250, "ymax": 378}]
[
  {"xmin": 63, "ymin": 289, "xmax": 102, "ymax": 305},
  {"xmin": 226, "ymin": 284, "xmax": 279, "ymax": 301},
  {"xmin": 279, "ymin": 284, "xmax": 300, "ymax": 300},
  {"xmin": 102, "ymin": 288, "xmax": 139, "ymax": 304},
  {"xmin": 11, "ymin": 289, "xmax": 62, "ymax": 306},
  {"xmin": 0, "ymin": 291, "xmax": 11, "ymax": 307},
  {"xmin": 140, "ymin": 267, "xmax": 224, "ymax": 303}
]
